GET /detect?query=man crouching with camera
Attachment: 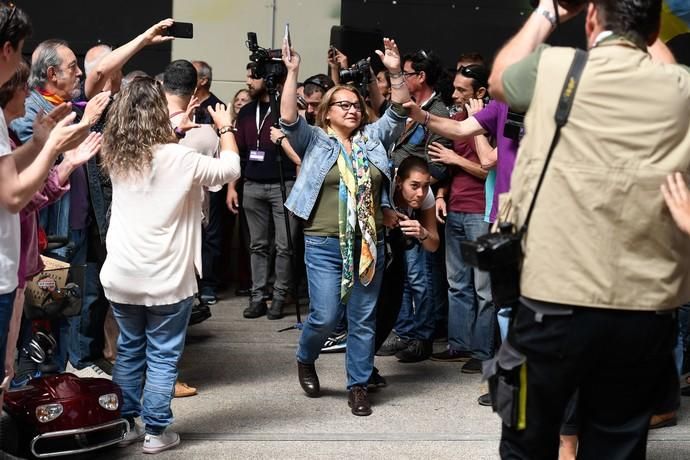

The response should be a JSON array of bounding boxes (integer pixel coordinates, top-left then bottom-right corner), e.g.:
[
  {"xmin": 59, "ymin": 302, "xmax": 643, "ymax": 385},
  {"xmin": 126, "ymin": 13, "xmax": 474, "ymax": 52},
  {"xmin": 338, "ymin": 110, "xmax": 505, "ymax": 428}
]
[{"xmin": 485, "ymin": 0, "xmax": 690, "ymax": 458}]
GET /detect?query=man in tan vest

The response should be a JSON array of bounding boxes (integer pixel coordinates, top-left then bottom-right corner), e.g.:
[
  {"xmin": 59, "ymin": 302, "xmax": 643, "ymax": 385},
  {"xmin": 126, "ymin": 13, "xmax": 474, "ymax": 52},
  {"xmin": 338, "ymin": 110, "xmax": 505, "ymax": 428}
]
[{"xmin": 484, "ymin": 0, "xmax": 690, "ymax": 458}]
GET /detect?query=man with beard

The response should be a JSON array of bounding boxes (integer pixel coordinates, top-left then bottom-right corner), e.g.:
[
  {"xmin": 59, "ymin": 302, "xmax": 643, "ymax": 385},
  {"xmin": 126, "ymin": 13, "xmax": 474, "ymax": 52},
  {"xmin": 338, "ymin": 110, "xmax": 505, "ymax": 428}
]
[{"xmin": 227, "ymin": 63, "xmax": 301, "ymax": 320}]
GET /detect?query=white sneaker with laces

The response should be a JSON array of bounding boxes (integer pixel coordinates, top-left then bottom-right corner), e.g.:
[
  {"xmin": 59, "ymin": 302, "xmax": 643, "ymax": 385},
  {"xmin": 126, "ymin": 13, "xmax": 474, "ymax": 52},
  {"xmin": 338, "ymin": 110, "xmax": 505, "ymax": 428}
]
[
  {"xmin": 65, "ymin": 362, "xmax": 112, "ymax": 380},
  {"xmin": 142, "ymin": 429, "xmax": 180, "ymax": 454},
  {"xmin": 118, "ymin": 421, "xmax": 145, "ymax": 447}
]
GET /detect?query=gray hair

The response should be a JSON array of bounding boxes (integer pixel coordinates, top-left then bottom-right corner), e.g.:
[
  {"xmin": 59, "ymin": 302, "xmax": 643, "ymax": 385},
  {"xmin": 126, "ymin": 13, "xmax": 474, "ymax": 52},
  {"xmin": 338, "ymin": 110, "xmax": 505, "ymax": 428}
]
[
  {"xmin": 29, "ymin": 39, "xmax": 69, "ymax": 89},
  {"xmin": 84, "ymin": 44, "xmax": 112, "ymax": 77},
  {"xmin": 193, "ymin": 60, "xmax": 212, "ymax": 89}
]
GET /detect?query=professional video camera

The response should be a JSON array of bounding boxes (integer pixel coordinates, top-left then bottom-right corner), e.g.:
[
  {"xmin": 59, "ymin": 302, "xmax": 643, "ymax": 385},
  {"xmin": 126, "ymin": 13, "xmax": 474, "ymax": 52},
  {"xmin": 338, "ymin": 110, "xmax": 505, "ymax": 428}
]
[
  {"xmin": 246, "ymin": 32, "xmax": 287, "ymax": 82},
  {"xmin": 339, "ymin": 58, "xmax": 371, "ymax": 97}
]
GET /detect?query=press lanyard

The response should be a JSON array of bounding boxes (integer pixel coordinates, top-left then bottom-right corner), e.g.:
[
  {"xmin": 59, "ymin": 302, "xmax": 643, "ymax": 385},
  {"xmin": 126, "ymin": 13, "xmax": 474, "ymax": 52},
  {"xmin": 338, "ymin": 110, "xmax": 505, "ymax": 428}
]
[{"xmin": 255, "ymin": 103, "xmax": 271, "ymax": 149}]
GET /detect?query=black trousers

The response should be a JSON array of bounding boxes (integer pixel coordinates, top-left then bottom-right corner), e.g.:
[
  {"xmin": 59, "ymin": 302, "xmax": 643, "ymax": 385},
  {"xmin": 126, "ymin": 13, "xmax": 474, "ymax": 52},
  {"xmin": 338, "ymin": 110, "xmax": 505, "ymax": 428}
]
[
  {"xmin": 500, "ymin": 303, "xmax": 677, "ymax": 460},
  {"xmin": 200, "ymin": 188, "xmax": 229, "ymax": 292}
]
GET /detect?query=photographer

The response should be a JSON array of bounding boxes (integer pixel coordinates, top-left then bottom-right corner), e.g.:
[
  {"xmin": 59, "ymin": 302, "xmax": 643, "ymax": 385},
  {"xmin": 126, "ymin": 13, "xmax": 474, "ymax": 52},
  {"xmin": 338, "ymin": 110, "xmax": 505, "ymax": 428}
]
[
  {"xmin": 485, "ymin": 1, "xmax": 690, "ymax": 458},
  {"xmin": 279, "ymin": 37, "xmax": 410, "ymax": 416}
]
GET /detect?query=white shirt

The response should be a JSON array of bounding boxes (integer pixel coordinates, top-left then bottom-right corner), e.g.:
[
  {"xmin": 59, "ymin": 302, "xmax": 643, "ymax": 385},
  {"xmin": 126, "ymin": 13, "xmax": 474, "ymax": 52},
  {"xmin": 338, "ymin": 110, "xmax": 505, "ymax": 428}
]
[
  {"xmin": 100, "ymin": 143, "xmax": 240, "ymax": 306},
  {"xmin": 0, "ymin": 111, "xmax": 19, "ymax": 294}
]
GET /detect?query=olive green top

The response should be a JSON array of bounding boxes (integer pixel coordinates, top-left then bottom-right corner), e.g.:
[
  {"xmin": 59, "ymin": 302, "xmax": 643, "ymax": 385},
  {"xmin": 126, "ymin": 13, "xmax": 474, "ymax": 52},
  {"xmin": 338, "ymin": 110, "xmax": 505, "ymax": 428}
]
[{"xmin": 304, "ymin": 164, "xmax": 384, "ymax": 236}]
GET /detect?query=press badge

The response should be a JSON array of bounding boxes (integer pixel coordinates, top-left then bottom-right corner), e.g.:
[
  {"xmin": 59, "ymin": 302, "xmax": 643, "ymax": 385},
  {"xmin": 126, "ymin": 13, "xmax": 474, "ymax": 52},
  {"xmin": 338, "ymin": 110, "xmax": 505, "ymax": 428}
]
[{"xmin": 249, "ymin": 149, "xmax": 266, "ymax": 162}]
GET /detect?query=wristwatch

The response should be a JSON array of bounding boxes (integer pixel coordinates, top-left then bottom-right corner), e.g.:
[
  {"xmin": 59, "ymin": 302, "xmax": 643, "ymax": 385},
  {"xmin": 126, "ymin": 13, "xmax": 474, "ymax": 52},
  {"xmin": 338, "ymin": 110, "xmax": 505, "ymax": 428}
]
[
  {"xmin": 173, "ymin": 126, "xmax": 186, "ymax": 139},
  {"xmin": 535, "ymin": 6, "xmax": 557, "ymax": 27}
]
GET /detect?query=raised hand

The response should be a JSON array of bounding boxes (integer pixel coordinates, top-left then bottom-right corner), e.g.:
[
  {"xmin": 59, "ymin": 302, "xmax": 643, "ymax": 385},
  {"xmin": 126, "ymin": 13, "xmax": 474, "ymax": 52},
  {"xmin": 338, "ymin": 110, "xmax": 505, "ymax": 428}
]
[
  {"xmin": 46, "ymin": 112, "xmax": 91, "ymax": 153},
  {"xmin": 327, "ymin": 46, "xmax": 348, "ymax": 70},
  {"xmin": 178, "ymin": 95, "xmax": 201, "ymax": 132},
  {"xmin": 282, "ymin": 37, "xmax": 300, "ymax": 73},
  {"xmin": 538, "ymin": 0, "xmax": 587, "ymax": 24},
  {"xmin": 375, "ymin": 38, "xmax": 402, "ymax": 72},
  {"xmin": 207, "ymin": 102, "xmax": 233, "ymax": 131},
  {"xmin": 63, "ymin": 132, "xmax": 103, "ymax": 167},
  {"xmin": 144, "ymin": 18, "xmax": 176, "ymax": 45},
  {"xmin": 82, "ymin": 91, "xmax": 111, "ymax": 127}
]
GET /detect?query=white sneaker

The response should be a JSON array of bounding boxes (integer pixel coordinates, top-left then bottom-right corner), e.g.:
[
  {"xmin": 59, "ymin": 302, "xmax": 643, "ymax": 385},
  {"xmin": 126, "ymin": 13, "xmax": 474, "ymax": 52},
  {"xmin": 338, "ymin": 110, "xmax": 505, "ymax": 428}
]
[
  {"xmin": 118, "ymin": 421, "xmax": 145, "ymax": 447},
  {"xmin": 65, "ymin": 363, "xmax": 112, "ymax": 380},
  {"xmin": 142, "ymin": 430, "xmax": 180, "ymax": 454}
]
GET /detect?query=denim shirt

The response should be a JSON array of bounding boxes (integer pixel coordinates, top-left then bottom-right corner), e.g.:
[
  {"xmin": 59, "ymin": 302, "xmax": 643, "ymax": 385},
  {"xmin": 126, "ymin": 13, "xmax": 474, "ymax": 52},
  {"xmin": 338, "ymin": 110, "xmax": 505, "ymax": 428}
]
[
  {"xmin": 10, "ymin": 90, "xmax": 110, "ymax": 257},
  {"xmin": 280, "ymin": 105, "xmax": 406, "ymax": 220}
]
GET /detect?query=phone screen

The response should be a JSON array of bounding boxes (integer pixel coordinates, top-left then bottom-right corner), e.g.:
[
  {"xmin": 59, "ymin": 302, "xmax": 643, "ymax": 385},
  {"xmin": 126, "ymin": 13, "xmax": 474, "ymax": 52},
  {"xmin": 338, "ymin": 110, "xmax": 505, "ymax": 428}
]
[{"xmin": 284, "ymin": 23, "xmax": 291, "ymax": 60}]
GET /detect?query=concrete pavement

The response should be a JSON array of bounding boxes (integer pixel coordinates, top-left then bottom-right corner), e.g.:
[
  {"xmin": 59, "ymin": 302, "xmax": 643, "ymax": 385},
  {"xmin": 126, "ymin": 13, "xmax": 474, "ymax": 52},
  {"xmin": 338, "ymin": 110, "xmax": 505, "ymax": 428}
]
[{"xmin": 103, "ymin": 293, "xmax": 690, "ymax": 460}]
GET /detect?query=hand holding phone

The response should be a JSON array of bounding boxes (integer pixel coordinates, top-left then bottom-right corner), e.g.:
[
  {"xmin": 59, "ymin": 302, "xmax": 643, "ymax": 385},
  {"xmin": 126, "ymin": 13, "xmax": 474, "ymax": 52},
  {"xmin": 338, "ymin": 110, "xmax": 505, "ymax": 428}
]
[{"xmin": 166, "ymin": 21, "xmax": 194, "ymax": 39}]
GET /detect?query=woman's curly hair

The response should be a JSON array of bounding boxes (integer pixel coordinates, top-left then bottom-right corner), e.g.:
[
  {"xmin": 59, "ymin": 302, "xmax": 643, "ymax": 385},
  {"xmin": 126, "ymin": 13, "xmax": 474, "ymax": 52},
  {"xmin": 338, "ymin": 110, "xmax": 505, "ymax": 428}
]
[{"xmin": 101, "ymin": 77, "xmax": 175, "ymax": 178}]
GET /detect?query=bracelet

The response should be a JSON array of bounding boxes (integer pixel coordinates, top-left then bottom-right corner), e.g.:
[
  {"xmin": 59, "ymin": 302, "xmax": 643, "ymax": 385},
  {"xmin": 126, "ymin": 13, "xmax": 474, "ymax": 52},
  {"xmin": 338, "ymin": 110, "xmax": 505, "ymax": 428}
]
[
  {"xmin": 435, "ymin": 196, "xmax": 445, "ymax": 200},
  {"xmin": 218, "ymin": 125, "xmax": 233, "ymax": 136},
  {"xmin": 173, "ymin": 126, "xmax": 186, "ymax": 139},
  {"xmin": 276, "ymin": 135, "xmax": 286, "ymax": 146},
  {"xmin": 391, "ymin": 80, "xmax": 406, "ymax": 89},
  {"xmin": 388, "ymin": 71, "xmax": 403, "ymax": 78},
  {"xmin": 419, "ymin": 230, "xmax": 428, "ymax": 242},
  {"xmin": 534, "ymin": 6, "xmax": 557, "ymax": 28},
  {"xmin": 423, "ymin": 111, "xmax": 431, "ymax": 127}
]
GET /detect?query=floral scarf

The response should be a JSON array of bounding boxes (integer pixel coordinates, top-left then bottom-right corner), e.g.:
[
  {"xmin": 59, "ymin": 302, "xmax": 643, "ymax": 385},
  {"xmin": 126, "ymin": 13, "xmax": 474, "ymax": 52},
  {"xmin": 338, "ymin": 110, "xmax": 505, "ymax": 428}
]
[{"xmin": 334, "ymin": 130, "xmax": 378, "ymax": 302}]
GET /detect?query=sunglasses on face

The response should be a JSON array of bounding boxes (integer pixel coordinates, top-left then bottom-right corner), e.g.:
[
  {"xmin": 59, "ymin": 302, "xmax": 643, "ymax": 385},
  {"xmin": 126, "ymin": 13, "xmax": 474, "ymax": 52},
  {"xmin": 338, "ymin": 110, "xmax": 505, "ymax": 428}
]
[{"xmin": 329, "ymin": 100, "xmax": 362, "ymax": 113}]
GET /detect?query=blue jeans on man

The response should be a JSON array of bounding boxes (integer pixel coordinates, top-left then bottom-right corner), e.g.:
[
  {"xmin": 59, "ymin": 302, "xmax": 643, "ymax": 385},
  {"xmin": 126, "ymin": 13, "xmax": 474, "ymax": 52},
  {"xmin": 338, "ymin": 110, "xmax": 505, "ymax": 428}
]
[
  {"xmin": 111, "ymin": 297, "xmax": 193, "ymax": 434},
  {"xmin": 445, "ymin": 211, "xmax": 495, "ymax": 361},
  {"xmin": 297, "ymin": 235, "xmax": 384, "ymax": 388},
  {"xmin": 66, "ymin": 228, "xmax": 106, "ymax": 369}
]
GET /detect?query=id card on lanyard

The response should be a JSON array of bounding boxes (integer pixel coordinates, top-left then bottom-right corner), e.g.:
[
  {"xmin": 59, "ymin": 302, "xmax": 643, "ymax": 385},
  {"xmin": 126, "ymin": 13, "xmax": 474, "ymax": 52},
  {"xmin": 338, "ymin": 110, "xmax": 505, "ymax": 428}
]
[{"xmin": 250, "ymin": 103, "xmax": 271, "ymax": 162}]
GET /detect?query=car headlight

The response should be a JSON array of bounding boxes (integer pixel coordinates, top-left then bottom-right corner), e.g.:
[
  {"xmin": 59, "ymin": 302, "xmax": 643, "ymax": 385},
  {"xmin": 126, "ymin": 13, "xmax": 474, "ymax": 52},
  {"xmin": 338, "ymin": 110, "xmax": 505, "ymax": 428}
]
[
  {"xmin": 35, "ymin": 403, "xmax": 63, "ymax": 423},
  {"xmin": 98, "ymin": 393, "xmax": 119, "ymax": 411}
]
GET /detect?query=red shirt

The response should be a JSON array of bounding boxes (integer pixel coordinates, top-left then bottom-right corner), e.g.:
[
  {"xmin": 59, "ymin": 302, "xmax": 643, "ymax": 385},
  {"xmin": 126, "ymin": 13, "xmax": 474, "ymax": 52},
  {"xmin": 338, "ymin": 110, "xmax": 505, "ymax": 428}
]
[{"xmin": 448, "ymin": 111, "xmax": 485, "ymax": 214}]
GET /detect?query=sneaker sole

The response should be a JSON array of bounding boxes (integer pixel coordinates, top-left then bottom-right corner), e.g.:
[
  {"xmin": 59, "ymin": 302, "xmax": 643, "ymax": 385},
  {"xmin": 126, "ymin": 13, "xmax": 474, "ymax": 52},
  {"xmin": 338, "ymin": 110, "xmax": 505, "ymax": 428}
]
[
  {"xmin": 430, "ymin": 356, "xmax": 471, "ymax": 362},
  {"xmin": 118, "ymin": 433, "xmax": 145, "ymax": 448},
  {"xmin": 143, "ymin": 436, "xmax": 180, "ymax": 454},
  {"xmin": 461, "ymin": 368, "xmax": 482, "ymax": 374},
  {"xmin": 321, "ymin": 344, "xmax": 347, "ymax": 353}
]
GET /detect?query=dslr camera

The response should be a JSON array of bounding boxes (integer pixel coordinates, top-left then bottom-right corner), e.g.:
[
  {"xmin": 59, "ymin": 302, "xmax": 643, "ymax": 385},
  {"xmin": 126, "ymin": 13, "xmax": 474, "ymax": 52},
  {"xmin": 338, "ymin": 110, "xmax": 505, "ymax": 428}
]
[
  {"xmin": 460, "ymin": 223, "xmax": 523, "ymax": 306},
  {"xmin": 246, "ymin": 32, "xmax": 287, "ymax": 82},
  {"xmin": 339, "ymin": 58, "xmax": 371, "ymax": 97}
]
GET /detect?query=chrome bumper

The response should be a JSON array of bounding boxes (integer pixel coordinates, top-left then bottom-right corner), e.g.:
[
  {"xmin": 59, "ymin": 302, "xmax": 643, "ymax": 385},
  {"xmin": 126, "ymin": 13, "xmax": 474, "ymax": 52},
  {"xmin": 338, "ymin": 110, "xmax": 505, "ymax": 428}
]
[{"xmin": 30, "ymin": 418, "xmax": 129, "ymax": 458}]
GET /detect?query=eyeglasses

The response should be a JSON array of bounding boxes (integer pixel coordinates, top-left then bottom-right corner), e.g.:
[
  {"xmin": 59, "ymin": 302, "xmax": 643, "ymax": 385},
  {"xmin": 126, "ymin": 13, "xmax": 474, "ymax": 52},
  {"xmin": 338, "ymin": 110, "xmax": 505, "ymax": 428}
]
[
  {"xmin": 0, "ymin": 3, "xmax": 16, "ymax": 43},
  {"xmin": 329, "ymin": 100, "xmax": 362, "ymax": 113},
  {"xmin": 402, "ymin": 71, "xmax": 420, "ymax": 79}
]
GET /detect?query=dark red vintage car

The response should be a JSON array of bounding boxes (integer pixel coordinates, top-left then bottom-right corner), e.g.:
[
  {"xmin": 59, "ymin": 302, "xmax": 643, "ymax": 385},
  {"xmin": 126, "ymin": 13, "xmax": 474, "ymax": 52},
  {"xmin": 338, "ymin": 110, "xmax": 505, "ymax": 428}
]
[{"xmin": 2, "ymin": 373, "xmax": 128, "ymax": 458}]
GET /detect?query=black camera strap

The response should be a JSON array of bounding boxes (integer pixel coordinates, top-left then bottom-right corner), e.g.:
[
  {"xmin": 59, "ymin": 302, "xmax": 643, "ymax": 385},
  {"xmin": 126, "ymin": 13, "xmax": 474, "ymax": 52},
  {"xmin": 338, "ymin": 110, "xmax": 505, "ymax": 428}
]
[{"xmin": 519, "ymin": 48, "xmax": 588, "ymax": 235}]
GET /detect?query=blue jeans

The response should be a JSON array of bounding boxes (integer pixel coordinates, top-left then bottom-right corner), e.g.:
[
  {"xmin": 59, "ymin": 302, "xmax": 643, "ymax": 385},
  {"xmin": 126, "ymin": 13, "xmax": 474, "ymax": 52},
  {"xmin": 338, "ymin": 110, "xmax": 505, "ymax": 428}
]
[
  {"xmin": 297, "ymin": 235, "xmax": 384, "ymax": 388},
  {"xmin": 111, "ymin": 297, "xmax": 193, "ymax": 434},
  {"xmin": 394, "ymin": 244, "xmax": 435, "ymax": 341},
  {"xmin": 445, "ymin": 212, "xmax": 495, "ymax": 360},
  {"xmin": 0, "ymin": 290, "xmax": 17, "ymax": 383},
  {"xmin": 67, "ymin": 228, "xmax": 106, "ymax": 369}
]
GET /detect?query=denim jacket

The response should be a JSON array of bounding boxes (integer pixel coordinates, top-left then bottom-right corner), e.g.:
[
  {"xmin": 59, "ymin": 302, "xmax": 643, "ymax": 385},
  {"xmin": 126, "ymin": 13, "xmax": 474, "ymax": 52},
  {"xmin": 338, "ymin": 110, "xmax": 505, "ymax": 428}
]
[
  {"xmin": 10, "ymin": 90, "xmax": 110, "ymax": 257},
  {"xmin": 280, "ymin": 105, "xmax": 406, "ymax": 220}
]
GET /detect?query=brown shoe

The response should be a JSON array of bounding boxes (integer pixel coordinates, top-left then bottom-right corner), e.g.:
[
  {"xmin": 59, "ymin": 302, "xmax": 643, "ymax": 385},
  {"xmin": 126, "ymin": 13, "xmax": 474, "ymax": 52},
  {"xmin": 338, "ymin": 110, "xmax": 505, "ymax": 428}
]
[
  {"xmin": 348, "ymin": 385, "xmax": 372, "ymax": 416},
  {"xmin": 297, "ymin": 361, "xmax": 320, "ymax": 397},
  {"xmin": 174, "ymin": 381, "xmax": 197, "ymax": 398},
  {"xmin": 650, "ymin": 411, "xmax": 677, "ymax": 429}
]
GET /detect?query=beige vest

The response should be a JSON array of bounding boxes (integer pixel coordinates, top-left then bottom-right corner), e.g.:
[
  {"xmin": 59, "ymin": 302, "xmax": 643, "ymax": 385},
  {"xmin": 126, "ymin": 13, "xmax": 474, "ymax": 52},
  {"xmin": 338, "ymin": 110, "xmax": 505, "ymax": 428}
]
[{"xmin": 508, "ymin": 41, "xmax": 690, "ymax": 311}]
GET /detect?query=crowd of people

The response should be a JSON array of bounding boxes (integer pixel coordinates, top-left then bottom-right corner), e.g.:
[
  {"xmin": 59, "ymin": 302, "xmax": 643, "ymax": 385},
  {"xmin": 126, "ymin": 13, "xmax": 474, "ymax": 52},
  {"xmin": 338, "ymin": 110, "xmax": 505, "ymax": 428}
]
[{"xmin": 1, "ymin": 0, "xmax": 690, "ymax": 458}]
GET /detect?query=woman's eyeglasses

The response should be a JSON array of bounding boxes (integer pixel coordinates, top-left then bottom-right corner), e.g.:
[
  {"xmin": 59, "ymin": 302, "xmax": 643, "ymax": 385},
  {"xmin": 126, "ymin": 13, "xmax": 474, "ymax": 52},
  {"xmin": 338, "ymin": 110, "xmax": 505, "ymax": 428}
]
[{"xmin": 329, "ymin": 100, "xmax": 362, "ymax": 113}]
